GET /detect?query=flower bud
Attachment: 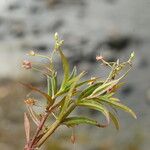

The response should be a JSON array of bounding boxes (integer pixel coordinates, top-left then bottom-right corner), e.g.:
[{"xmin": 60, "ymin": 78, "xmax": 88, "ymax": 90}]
[
  {"xmin": 54, "ymin": 32, "xmax": 59, "ymax": 41},
  {"xmin": 28, "ymin": 50, "xmax": 35, "ymax": 56},
  {"xmin": 59, "ymin": 40, "xmax": 64, "ymax": 45},
  {"xmin": 130, "ymin": 51, "xmax": 135, "ymax": 59}
]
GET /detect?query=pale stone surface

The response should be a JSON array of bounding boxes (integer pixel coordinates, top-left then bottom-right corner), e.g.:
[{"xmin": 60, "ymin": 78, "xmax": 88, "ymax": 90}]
[{"xmin": 0, "ymin": 0, "xmax": 150, "ymax": 149}]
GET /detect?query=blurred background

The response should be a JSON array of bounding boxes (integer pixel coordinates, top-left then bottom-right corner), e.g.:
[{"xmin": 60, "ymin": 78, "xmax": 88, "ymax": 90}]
[{"xmin": 0, "ymin": 0, "xmax": 150, "ymax": 150}]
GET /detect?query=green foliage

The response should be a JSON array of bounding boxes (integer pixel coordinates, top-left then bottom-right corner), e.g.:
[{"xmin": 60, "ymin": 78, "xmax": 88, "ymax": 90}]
[
  {"xmin": 23, "ymin": 33, "xmax": 136, "ymax": 150},
  {"xmin": 76, "ymin": 100, "xmax": 110, "ymax": 123},
  {"xmin": 109, "ymin": 112, "xmax": 120, "ymax": 130},
  {"xmin": 62, "ymin": 116, "xmax": 107, "ymax": 128}
]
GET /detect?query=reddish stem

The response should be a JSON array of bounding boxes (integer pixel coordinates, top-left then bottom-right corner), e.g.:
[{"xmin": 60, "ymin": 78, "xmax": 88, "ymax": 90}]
[{"xmin": 24, "ymin": 102, "xmax": 60, "ymax": 150}]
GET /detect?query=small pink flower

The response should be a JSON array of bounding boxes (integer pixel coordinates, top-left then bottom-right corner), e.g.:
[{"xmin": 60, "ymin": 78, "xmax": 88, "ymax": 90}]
[
  {"xmin": 22, "ymin": 60, "xmax": 32, "ymax": 69},
  {"xmin": 96, "ymin": 55, "xmax": 103, "ymax": 61}
]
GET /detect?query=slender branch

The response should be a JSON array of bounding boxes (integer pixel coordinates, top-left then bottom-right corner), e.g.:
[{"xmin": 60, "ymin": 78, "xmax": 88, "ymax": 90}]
[
  {"xmin": 28, "ymin": 113, "xmax": 48, "ymax": 149},
  {"xmin": 35, "ymin": 103, "xmax": 76, "ymax": 148},
  {"xmin": 27, "ymin": 101, "xmax": 60, "ymax": 149},
  {"xmin": 35, "ymin": 119, "xmax": 60, "ymax": 148}
]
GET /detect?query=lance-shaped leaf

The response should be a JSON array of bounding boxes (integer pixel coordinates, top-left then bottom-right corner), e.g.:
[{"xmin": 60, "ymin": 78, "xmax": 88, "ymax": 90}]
[
  {"xmin": 109, "ymin": 112, "xmax": 120, "ymax": 130},
  {"xmin": 69, "ymin": 66, "xmax": 77, "ymax": 80},
  {"xmin": 47, "ymin": 75, "xmax": 52, "ymax": 96},
  {"xmin": 76, "ymin": 77, "xmax": 101, "ymax": 88},
  {"xmin": 50, "ymin": 72, "xmax": 57, "ymax": 97},
  {"xmin": 109, "ymin": 97, "xmax": 120, "ymax": 102},
  {"xmin": 59, "ymin": 72, "xmax": 85, "ymax": 116},
  {"xmin": 58, "ymin": 48, "xmax": 70, "ymax": 89},
  {"xmin": 56, "ymin": 74, "xmax": 97, "ymax": 98},
  {"xmin": 20, "ymin": 82, "xmax": 54, "ymax": 105},
  {"xmin": 24, "ymin": 113, "xmax": 30, "ymax": 143},
  {"xmin": 91, "ymin": 79, "xmax": 119, "ymax": 96},
  {"xmin": 100, "ymin": 92, "xmax": 115, "ymax": 99},
  {"xmin": 62, "ymin": 116, "xmax": 108, "ymax": 128},
  {"xmin": 98, "ymin": 98, "xmax": 137, "ymax": 119},
  {"xmin": 76, "ymin": 100, "xmax": 110, "ymax": 123},
  {"xmin": 56, "ymin": 74, "xmax": 90, "ymax": 97},
  {"xmin": 78, "ymin": 82, "xmax": 104, "ymax": 99},
  {"xmin": 98, "ymin": 95, "xmax": 120, "ymax": 102}
]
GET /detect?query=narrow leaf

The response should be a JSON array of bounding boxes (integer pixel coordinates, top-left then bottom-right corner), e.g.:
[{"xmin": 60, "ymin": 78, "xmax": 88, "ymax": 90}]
[
  {"xmin": 98, "ymin": 96, "xmax": 120, "ymax": 102},
  {"xmin": 78, "ymin": 82, "xmax": 103, "ymax": 99},
  {"xmin": 60, "ymin": 72, "xmax": 85, "ymax": 115},
  {"xmin": 76, "ymin": 77, "xmax": 101, "ymax": 88},
  {"xmin": 109, "ymin": 112, "xmax": 120, "ymax": 130},
  {"xmin": 69, "ymin": 66, "xmax": 77, "ymax": 79},
  {"xmin": 58, "ymin": 48, "xmax": 70, "ymax": 89},
  {"xmin": 77, "ymin": 100, "xmax": 110, "ymax": 123},
  {"xmin": 91, "ymin": 79, "xmax": 119, "ymax": 96},
  {"xmin": 99, "ymin": 98, "xmax": 137, "ymax": 119},
  {"xmin": 55, "ymin": 73, "xmax": 88, "ymax": 97},
  {"xmin": 62, "ymin": 116, "xmax": 108, "ymax": 128},
  {"xmin": 47, "ymin": 75, "xmax": 52, "ymax": 96},
  {"xmin": 98, "ymin": 93, "xmax": 115, "ymax": 100},
  {"xmin": 110, "ymin": 97, "xmax": 120, "ymax": 102},
  {"xmin": 51, "ymin": 72, "xmax": 57, "ymax": 97}
]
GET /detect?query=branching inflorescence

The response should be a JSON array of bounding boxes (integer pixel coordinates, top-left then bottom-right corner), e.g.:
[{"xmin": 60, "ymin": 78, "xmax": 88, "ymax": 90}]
[{"xmin": 22, "ymin": 33, "xmax": 136, "ymax": 150}]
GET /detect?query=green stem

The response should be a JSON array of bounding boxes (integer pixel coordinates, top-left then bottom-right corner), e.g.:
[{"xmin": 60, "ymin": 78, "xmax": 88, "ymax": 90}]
[
  {"xmin": 35, "ymin": 103, "xmax": 76, "ymax": 148},
  {"xmin": 35, "ymin": 54, "xmax": 51, "ymax": 61},
  {"xmin": 35, "ymin": 53, "xmax": 55, "ymax": 73},
  {"xmin": 36, "ymin": 120, "xmax": 60, "ymax": 148},
  {"xmin": 60, "ymin": 102, "xmax": 76, "ymax": 120}
]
